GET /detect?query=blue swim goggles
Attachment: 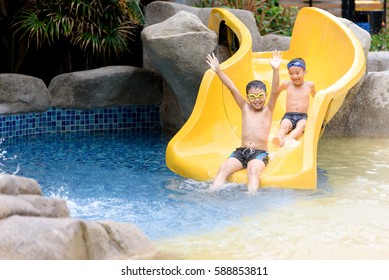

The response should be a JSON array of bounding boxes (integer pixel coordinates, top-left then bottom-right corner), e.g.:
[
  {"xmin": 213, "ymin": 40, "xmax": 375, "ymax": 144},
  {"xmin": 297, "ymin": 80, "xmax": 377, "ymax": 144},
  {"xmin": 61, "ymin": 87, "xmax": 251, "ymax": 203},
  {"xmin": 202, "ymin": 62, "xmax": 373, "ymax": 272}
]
[{"xmin": 287, "ymin": 61, "xmax": 306, "ymax": 69}]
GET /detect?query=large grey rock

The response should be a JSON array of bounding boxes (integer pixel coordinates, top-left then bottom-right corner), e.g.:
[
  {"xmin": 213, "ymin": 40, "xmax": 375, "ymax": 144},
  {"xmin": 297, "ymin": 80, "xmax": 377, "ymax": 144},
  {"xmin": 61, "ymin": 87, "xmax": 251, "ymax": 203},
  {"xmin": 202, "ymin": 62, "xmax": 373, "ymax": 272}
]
[
  {"xmin": 0, "ymin": 74, "xmax": 51, "ymax": 114},
  {"xmin": 0, "ymin": 194, "xmax": 69, "ymax": 219},
  {"xmin": 0, "ymin": 174, "xmax": 42, "ymax": 195},
  {"xmin": 0, "ymin": 174, "xmax": 69, "ymax": 219},
  {"xmin": 0, "ymin": 216, "xmax": 88, "ymax": 260},
  {"xmin": 346, "ymin": 71, "xmax": 389, "ymax": 137},
  {"xmin": 82, "ymin": 220, "xmax": 157, "ymax": 260},
  {"xmin": 142, "ymin": 10, "xmax": 217, "ymax": 120},
  {"xmin": 160, "ymin": 82, "xmax": 186, "ymax": 135},
  {"xmin": 324, "ymin": 71, "xmax": 389, "ymax": 137},
  {"xmin": 367, "ymin": 51, "xmax": 389, "ymax": 72},
  {"xmin": 322, "ymin": 72, "xmax": 367, "ymax": 137},
  {"xmin": 258, "ymin": 34, "xmax": 291, "ymax": 52},
  {"xmin": 0, "ymin": 216, "xmax": 157, "ymax": 260},
  {"xmin": 49, "ymin": 66, "xmax": 163, "ymax": 109},
  {"xmin": 144, "ymin": 1, "xmax": 262, "ymax": 51}
]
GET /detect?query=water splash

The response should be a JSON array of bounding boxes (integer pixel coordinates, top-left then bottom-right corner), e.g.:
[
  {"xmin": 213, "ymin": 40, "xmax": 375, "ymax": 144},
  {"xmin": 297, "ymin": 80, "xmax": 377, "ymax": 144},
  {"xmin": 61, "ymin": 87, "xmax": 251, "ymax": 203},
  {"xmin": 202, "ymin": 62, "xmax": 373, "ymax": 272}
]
[
  {"xmin": 47, "ymin": 185, "xmax": 69, "ymax": 200},
  {"xmin": 0, "ymin": 138, "xmax": 20, "ymax": 175}
]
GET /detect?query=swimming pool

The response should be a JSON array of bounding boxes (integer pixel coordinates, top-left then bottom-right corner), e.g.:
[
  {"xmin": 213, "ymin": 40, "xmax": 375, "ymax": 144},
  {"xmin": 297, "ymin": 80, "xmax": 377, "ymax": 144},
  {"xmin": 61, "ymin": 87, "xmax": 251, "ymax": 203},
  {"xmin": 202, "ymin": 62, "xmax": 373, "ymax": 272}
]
[
  {"xmin": 3, "ymin": 121, "xmax": 389, "ymax": 259},
  {"xmin": 156, "ymin": 138, "xmax": 389, "ymax": 259},
  {"xmin": 0, "ymin": 129, "xmax": 328, "ymax": 241}
]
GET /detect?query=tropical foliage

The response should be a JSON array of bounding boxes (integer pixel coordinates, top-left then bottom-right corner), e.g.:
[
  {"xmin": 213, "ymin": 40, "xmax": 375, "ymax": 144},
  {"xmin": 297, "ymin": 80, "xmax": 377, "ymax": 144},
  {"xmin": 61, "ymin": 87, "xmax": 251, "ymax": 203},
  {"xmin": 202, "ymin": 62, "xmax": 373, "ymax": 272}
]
[
  {"xmin": 8, "ymin": 0, "xmax": 144, "ymax": 82},
  {"xmin": 370, "ymin": 27, "xmax": 389, "ymax": 51},
  {"xmin": 198, "ymin": 0, "xmax": 298, "ymax": 36}
]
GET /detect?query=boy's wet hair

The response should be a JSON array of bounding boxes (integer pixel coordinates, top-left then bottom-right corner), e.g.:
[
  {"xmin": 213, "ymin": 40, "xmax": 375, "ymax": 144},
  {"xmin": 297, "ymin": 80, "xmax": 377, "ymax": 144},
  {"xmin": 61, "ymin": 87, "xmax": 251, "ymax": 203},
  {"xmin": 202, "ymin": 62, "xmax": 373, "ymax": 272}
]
[
  {"xmin": 246, "ymin": 80, "xmax": 266, "ymax": 94},
  {"xmin": 287, "ymin": 58, "xmax": 306, "ymax": 70}
]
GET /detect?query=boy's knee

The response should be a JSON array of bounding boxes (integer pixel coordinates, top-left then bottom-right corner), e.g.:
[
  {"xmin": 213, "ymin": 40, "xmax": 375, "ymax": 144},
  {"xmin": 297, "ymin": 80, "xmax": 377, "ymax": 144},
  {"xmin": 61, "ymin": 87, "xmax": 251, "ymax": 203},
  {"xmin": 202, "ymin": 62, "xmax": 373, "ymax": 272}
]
[
  {"xmin": 247, "ymin": 162, "xmax": 265, "ymax": 175},
  {"xmin": 247, "ymin": 165, "xmax": 258, "ymax": 176},
  {"xmin": 295, "ymin": 120, "xmax": 307, "ymax": 130},
  {"xmin": 280, "ymin": 120, "xmax": 293, "ymax": 132}
]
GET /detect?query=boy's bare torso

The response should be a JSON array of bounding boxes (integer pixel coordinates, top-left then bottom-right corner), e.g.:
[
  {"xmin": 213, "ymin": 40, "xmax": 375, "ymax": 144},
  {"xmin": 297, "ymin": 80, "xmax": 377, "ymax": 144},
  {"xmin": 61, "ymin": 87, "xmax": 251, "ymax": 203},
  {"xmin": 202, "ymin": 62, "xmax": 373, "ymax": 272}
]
[
  {"xmin": 240, "ymin": 103, "xmax": 272, "ymax": 150},
  {"xmin": 283, "ymin": 80, "xmax": 315, "ymax": 113}
]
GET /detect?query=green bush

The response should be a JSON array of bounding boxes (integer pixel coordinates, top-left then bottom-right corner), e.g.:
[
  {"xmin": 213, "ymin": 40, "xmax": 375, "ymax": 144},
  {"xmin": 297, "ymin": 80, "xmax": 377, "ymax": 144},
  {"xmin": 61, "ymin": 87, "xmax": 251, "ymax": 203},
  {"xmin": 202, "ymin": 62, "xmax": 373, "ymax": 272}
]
[
  {"xmin": 255, "ymin": 0, "xmax": 298, "ymax": 36},
  {"xmin": 9, "ymin": 0, "xmax": 144, "ymax": 83},
  {"xmin": 198, "ymin": 0, "xmax": 298, "ymax": 36},
  {"xmin": 370, "ymin": 28, "xmax": 389, "ymax": 51}
]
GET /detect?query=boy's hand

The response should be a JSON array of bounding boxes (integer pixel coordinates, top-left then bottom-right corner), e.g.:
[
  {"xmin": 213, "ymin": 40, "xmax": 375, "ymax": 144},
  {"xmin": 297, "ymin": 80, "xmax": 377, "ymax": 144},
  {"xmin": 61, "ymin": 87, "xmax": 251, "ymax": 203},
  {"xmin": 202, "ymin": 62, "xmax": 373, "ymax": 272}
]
[
  {"xmin": 206, "ymin": 53, "xmax": 220, "ymax": 72},
  {"xmin": 269, "ymin": 50, "xmax": 282, "ymax": 70}
]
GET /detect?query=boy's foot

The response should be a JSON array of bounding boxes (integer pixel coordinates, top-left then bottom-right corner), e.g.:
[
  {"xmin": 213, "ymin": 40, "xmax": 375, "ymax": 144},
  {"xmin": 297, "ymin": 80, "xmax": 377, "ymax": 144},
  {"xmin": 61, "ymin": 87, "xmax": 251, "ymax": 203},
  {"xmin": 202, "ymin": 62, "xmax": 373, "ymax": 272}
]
[
  {"xmin": 272, "ymin": 136, "xmax": 284, "ymax": 147},
  {"xmin": 247, "ymin": 184, "xmax": 259, "ymax": 194}
]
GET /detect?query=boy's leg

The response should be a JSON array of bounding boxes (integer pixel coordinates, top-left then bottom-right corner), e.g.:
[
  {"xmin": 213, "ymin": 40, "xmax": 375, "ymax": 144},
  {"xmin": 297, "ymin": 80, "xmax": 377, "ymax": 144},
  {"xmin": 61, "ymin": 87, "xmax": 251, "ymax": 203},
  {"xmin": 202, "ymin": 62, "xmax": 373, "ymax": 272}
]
[
  {"xmin": 286, "ymin": 119, "xmax": 306, "ymax": 141},
  {"xmin": 273, "ymin": 119, "xmax": 293, "ymax": 147},
  {"xmin": 246, "ymin": 159, "xmax": 266, "ymax": 193},
  {"xmin": 211, "ymin": 157, "xmax": 243, "ymax": 189}
]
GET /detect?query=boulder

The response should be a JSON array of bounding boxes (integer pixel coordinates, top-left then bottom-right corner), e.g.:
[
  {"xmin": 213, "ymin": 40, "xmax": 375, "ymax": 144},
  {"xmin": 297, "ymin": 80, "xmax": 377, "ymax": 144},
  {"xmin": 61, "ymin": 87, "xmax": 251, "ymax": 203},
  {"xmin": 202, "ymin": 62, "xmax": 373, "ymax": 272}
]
[
  {"xmin": 0, "ymin": 216, "xmax": 157, "ymax": 260},
  {"xmin": 0, "ymin": 216, "xmax": 88, "ymax": 260},
  {"xmin": 0, "ymin": 194, "xmax": 69, "ymax": 219},
  {"xmin": 344, "ymin": 71, "xmax": 389, "ymax": 137},
  {"xmin": 142, "ymin": 10, "xmax": 217, "ymax": 120},
  {"xmin": 0, "ymin": 174, "xmax": 42, "ymax": 195},
  {"xmin": 82, "ymin": 220, "xmax": 157, "ymax": 260},
  {"xmin": 324, "ymin": 68, "xmax": 389, "ymax": 137},
  {"xmin": 0, "ymin": 74, "xmax": 51, "ymax": 115},
  {"xmin": 144, "ymin": 1, "xmax": 262, "ymax": 51},
  {"xmin": 367, "ymin": 51, "xmax": 389, "ymax": 72},
  {"xmin": 258, "ymin": 34, "xmax": 291, "ymax": 52},
  {"xmin": 160, "ymin": 82, "xmax": 186, "ymax": 135},
  {"xmin": 49, "ymin": 66, "xmax": 163, "ymax": 109}
]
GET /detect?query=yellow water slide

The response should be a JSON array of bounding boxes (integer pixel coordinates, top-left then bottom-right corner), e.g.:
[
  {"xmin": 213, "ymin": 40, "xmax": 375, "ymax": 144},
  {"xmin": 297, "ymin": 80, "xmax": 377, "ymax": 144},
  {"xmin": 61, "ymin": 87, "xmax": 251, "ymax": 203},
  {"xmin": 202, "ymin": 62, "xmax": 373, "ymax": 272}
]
[{"xmin": 166, "ymin": 7, "xmax": 366, "ymax": 189}]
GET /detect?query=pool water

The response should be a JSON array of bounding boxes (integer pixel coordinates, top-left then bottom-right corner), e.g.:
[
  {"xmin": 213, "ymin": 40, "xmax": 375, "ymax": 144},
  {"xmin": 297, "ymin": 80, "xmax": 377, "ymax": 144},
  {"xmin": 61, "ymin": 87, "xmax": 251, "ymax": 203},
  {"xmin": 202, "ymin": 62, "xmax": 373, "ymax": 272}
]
[
  {"xmin": 2, "ymin": 134, "xmax": 389, "ymax": 259},
  {"xmin": 157, "ymin": 138, "xmax": 389, "ymax": 259},
  {"xmin": 1, "ymin": 132, "xmax": 326, "ymax": 241}
]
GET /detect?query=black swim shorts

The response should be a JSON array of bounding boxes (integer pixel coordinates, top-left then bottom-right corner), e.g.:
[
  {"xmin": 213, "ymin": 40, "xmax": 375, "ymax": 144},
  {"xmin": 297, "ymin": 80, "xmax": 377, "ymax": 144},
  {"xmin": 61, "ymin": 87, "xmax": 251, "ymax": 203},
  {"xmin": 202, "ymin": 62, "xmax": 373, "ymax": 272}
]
[
  {"xmin": 281, "ymin": 112, "xmax": 308, "ymax": 130},
  {"xmin": 229, "ymin": 147, "xmax": 269, "ymax": 168}
]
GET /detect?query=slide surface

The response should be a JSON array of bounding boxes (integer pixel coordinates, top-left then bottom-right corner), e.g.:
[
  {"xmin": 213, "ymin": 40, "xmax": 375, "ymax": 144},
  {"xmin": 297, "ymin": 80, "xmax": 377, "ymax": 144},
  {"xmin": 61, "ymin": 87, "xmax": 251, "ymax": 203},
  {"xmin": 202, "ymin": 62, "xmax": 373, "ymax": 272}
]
[{"xmin": 166, "ymin": 7, "xmax": 366, "ymax": 189}]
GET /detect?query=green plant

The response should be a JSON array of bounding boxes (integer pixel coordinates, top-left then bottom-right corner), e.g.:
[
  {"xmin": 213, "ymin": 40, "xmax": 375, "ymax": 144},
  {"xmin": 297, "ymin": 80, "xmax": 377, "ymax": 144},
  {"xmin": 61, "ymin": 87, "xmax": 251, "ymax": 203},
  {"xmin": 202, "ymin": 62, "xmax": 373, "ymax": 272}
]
[
  {"xmin": 370, "ymin": 27, "xmax": 389, "ymax": 51},
  {"xmin": 256, "ymin": 0, "xmax": 298, "ymax": 36},
  {"xmin": 11, "ymin": 0, "xmax": 144, "ymax": 80},
  {"xmin": 201, "ymin": 0, "xmax": 266, "ymax": 11},
  {"xmin": 198, "ymin": 0, "xmax": 298, "ymax": 36}
]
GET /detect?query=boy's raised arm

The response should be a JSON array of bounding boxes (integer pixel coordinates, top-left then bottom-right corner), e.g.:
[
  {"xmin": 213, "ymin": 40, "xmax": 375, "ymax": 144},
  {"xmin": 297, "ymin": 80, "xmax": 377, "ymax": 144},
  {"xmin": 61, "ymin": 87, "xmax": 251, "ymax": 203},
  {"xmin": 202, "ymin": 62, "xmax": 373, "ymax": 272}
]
[
  {"xmin": 206, "ymin": 53, "xmax": 246, "ymax": 109},
  {"xmin": 267, "ymin": 50, "xmax": 282, "ymax": 112}
]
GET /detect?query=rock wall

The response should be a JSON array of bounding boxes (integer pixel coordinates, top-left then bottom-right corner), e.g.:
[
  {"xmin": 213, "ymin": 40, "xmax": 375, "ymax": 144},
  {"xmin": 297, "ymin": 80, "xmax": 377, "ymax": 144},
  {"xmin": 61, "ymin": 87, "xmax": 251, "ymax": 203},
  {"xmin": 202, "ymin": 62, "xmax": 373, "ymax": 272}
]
[
  {"xmin": 323, "ymin": 52, "xmax": 389, "ymax": 138},
  {"xmin": 0, "ymin": 66, "xmax": 163, "ymax": 115}
]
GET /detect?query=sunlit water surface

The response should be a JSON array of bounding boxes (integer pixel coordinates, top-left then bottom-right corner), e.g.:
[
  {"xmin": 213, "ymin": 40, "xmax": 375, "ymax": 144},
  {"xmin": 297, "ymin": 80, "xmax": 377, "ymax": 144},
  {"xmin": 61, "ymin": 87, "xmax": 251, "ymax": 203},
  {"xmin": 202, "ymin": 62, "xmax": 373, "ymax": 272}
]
[{"xmin": 2, "ymin": 134, "xmax": 389, "ymax": 259}]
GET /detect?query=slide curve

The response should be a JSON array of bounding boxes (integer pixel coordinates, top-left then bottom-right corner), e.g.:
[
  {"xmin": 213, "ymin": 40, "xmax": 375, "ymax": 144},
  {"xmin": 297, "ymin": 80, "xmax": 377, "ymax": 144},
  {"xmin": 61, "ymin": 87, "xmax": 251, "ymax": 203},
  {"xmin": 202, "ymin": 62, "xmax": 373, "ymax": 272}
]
[{"xmin": 166, "ymin": 7, "xmax": 366, "ymax": 189}]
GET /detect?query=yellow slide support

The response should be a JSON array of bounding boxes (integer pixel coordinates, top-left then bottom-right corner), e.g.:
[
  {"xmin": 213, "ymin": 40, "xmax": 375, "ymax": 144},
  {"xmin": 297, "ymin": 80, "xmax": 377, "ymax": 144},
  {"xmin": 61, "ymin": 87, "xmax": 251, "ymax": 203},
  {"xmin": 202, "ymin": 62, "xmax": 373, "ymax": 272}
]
[{"xmin": 166, "ymin": 7, "xmax": 366, "ymax": 189}]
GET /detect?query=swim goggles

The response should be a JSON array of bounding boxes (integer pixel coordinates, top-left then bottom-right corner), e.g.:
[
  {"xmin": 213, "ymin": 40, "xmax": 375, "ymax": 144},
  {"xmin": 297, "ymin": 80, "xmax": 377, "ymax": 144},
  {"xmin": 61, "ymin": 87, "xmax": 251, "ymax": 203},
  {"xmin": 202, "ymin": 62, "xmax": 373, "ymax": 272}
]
[
  {"xmin": 287, "ymin": 61, "xmax": 306, "ymax": 69},
  {"xmin": 247, "ymin": 92, "xmax": 266, "ymax": 100}
]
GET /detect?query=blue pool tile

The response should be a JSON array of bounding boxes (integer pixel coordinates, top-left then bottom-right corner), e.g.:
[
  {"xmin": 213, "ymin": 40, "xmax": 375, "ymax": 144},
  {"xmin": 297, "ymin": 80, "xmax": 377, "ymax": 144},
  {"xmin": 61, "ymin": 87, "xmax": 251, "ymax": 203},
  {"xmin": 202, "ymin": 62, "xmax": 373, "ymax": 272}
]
[{"xmin": 0, "ymin": 106, "xmax": 161, "ymax": 139}]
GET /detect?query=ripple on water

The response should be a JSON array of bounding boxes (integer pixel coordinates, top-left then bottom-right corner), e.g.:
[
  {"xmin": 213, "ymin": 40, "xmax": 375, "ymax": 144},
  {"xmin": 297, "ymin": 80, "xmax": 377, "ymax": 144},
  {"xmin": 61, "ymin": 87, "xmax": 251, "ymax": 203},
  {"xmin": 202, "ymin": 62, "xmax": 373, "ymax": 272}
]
[
  {"xmin": 2, "ymin": 135, "xmax": 389, "ymax": 259},
  {"xmin": 0, "ymin": 132, "xmax": 317, "ymax": 240},
  {"xmin": 156, "ymin": 138, "xmax": 389, "ymax": 259}
]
